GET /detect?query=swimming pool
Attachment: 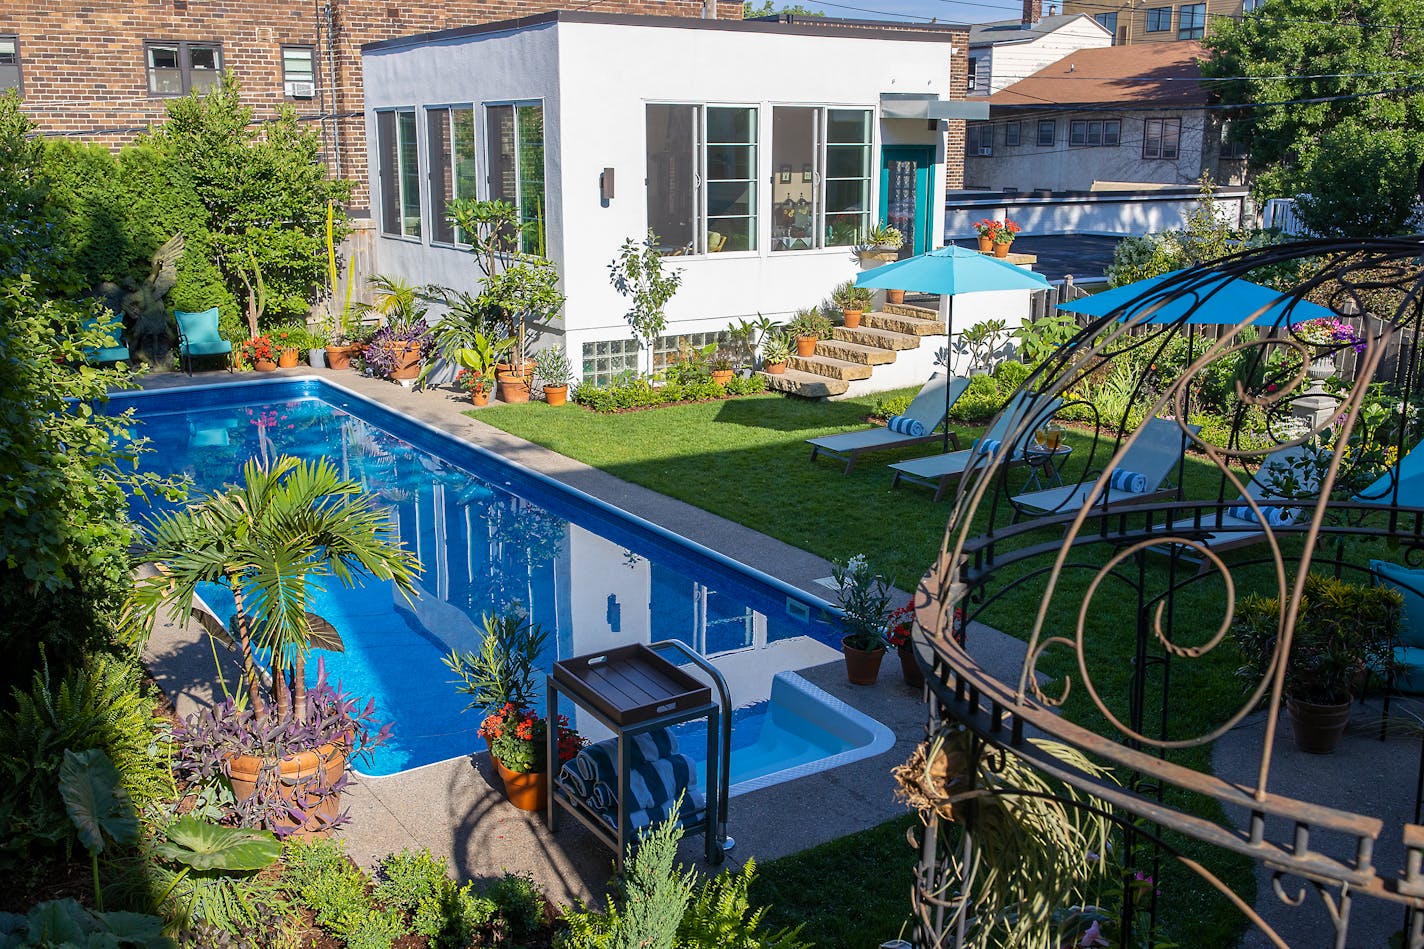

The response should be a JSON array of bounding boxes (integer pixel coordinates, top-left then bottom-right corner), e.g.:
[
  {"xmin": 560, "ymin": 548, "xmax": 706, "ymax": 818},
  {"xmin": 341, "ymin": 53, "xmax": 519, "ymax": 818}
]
[{"xmin": 112, "ymin": 378, "xmax": 892, "ymax": 787}]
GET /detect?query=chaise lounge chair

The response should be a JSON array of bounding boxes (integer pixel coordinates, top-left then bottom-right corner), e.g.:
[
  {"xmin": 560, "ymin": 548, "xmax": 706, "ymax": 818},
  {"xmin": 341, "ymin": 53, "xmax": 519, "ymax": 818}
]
[
  {"xmin": 1156, "ymin": 443, "xmax": 1317, "ymax": 555},
  {"xmin": 806, "ymin": 374, "xmax": 970, "ymax": 474},
  {"xmin": 889, "ymin": 390, "xmax": 1059, "ymax": 502},
  {"xmin": 1010, "ymin": 417, "xmax": 1201, "ymax": 520},
  {"xmin": 176, "ymin": 307, "xmax": 234, "ymax": 376}
]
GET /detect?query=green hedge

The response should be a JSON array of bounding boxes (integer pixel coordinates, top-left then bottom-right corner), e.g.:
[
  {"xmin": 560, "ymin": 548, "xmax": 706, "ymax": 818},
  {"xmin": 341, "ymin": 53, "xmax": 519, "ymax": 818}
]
[{"xmin": 572, "ymin": 374, "xmax": 767, "ymax": 412}]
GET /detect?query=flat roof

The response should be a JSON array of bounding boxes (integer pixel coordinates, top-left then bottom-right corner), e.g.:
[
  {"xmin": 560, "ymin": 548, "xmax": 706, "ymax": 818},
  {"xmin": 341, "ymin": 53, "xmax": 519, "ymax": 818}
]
[{"xmin": 363, "ymin": 9, "xmax": 964, "ymax": 55}]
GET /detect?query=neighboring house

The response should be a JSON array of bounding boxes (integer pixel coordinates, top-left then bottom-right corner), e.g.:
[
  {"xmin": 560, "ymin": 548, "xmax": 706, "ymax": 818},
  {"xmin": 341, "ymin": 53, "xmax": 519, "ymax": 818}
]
[
  {"xmin": 1061, "ymin": 0, "xmax": 1258, "ymax": 45},
  {"xmin": 0, "ymin": 0, "xmax": 738, "ymax": 212},
  {"xmin": 967, "ymin": 2, "xmax": 1112, "ymax": 99},
  {"xmin": 362, "ymin": 12, "xmax": 969, "ymax": 386},
  {"xmin": 964, "ymin": 41, "xmax": 1247, "ymax": 193}
]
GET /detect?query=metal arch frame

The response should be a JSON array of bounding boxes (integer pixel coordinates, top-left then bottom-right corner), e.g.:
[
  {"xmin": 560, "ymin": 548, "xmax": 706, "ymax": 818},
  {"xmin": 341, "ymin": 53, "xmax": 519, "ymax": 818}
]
[{"xmin": 905, "ymin": 238, "xmax": 1424, "ymax": 949}]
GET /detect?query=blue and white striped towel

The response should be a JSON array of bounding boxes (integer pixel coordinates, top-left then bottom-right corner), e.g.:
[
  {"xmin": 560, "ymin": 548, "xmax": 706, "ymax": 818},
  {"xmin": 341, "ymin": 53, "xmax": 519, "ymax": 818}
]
[
  {"xmin": 559, "ymin": 730, "xmax": 680, "ymax": 799},
  {"xmin": 624, "ymin": 790, "xmax": 707, "ymax": 836},
  {"xmin": 1227, "ymin": 504, "xmax": 1297, "ymax": 527},
  {"xmin": 1108, "ymin": 468, "xmax": 1150, "ymax": 494},
  {"xmin": 887, "ymin": 415, "xmax": 927, "ymax": 437},
  {"xmin": 974, "ymin": 438, "xmax": 1001, "ymax": 456},
  {"xmin": 560, "ymin": 753, "xmax": 701, "ymax": 817}
]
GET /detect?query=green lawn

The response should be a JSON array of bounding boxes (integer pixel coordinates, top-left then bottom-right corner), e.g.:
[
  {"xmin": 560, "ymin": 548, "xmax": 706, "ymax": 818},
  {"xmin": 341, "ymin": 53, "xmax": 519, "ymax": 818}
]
[{"xmin": 475, "ymin": 391, "xmax": 1282, "ymax": 946}]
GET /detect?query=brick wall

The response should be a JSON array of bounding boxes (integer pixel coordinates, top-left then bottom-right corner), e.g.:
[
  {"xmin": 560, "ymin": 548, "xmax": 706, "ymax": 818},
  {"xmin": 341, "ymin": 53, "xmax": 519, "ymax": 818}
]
[{"xmin": 3, "ymin": 1, "xmax": 735, "ymax": 210}]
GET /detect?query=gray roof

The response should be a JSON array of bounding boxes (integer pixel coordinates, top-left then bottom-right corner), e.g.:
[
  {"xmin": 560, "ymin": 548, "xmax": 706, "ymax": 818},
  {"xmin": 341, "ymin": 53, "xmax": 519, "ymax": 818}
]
[{"xmin": 969, "ymin": 13, "xmax": 1102, "ymax": 47}]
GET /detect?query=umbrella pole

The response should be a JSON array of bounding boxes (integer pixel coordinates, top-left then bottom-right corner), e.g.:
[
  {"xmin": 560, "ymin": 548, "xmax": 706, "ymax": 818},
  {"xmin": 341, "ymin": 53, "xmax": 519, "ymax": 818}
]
[{"xmin": 945, "ymin": 294, "xmax": 955, "ymax": 454}]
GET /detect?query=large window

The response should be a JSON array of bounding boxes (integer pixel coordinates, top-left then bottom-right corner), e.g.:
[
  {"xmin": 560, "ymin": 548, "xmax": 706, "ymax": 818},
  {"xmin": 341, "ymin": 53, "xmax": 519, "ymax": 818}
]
[
  {"xmin": 146, "ymin": 41, "xmax": 221, "ymax": 97},
  {"xmin": 1143, "ymin": 118, "xmax": 1181, "ymax": 160},
  {"xmin": 487, "ymin": 102, "xmax": 545, "ymax": 254},
  {"xmin": 0, "ymin": 36, "xmax": 20, "ymax": 95},
  {"xmin": 824, "ymin": 109, "xmax": 872, "ymax": 248},
  {"xmin": 281, "ymin": 46, "xmax": 315, "ymax": 99},
  {"xmin": 767, "ymin": 106, "xmax": 871, "ymax": 252},
  {"xmin": 967, "ymin": 122, "xmax": 992, "ymax": 157},
  {"xmin": 427, "ymin": 106, "xmax": 477, "ymax": 245},
  {"xmin": 377, "ymin": 109, "xmax": 421, "ymax": 239},
  {"xmin": 1094, "ymin": 12, "xmax": 1118, "ymax": 42},
  {"xmin": 646, "ymin": 104, "xmax": 758, "ymax": 255},
  {"xmin": 1178, "ymin": 3, "xmax": 1206, "ymax": 39},
  {"xmin": 1145, "ymin": 6, "xmax": 1172, "ymax": 32},
  {"xmin": 1036, "ymin": 119, "xmax": 1056, "ymax": 147},
  {"xmin": 1069, "ymin": 119, "xmax": 1121, "ymax": 147}
]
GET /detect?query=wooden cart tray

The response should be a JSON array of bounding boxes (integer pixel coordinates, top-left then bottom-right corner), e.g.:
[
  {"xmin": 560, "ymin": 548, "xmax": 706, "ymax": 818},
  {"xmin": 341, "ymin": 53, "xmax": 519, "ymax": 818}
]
[{"xmin": 553, "ymin": 643, "xmax": 712, "ymax": 726}]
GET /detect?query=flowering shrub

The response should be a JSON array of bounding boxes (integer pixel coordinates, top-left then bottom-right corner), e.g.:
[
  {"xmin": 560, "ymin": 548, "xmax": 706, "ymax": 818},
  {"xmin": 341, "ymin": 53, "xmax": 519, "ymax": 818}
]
[
  {"xmin": 457, "ymin": 367, "xmax": 492, "ymax": 395},
  {"xmin": 363, "ymin": 318, "xmax": 433, "ymax": 377},
  {"xmin": 479, "ymin": 702, "xmax": 584, "ymax": 774},
  {"xmin": 886, "ymin": 601, "xmax": 915, "ymax": 649},
  {"xmin": 239, "ymin": 334, "xmax": 275, "ymax": 365},
  {"xmin": 833, "ymin": 554, "xmax": 892, "ymax": 652},
  {"xmin": 1294, "ymin": 316, "xmax": 1364, "ymax": 353}
]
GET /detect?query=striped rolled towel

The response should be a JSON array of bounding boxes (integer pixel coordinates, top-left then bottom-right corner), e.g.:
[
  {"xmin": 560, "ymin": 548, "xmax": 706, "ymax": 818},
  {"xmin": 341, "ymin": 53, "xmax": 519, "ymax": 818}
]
[
  {"xmin": 973, "ymin": 437, "xmax": 1001, "ymax": 456},
  {"xmin": 574, "ymin": 753, "xmax": 702, "ymax": 820},
  {"xmin": 557, "ymin": 730, "xmax": 680, "ymax": 802},
  {"xmin": 886, "ymin": 415, "xmax": 927, "ymax": 437},
  {"xmin": 1108, "ymin": 468, "xmax": 1150, "ymax": 494},
  {"xmin": 624, "ymin": 789, "xmax": 708, "ymax": 837},
  {"xmin": 1226, "ymin": 504, "xmax": 1297, "ymax": 527}
]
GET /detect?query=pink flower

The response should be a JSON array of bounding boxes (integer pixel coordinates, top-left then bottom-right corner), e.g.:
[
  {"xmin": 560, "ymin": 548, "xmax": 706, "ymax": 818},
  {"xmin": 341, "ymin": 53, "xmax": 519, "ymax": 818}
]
[{"xmin": 1079, "ymin": 921, "xmax": 1109, "ymax": 947}]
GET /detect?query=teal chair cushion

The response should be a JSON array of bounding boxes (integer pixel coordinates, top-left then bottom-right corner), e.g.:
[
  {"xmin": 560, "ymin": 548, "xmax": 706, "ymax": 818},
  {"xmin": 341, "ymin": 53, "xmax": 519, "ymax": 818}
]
[
  {"xmin": 89, "ymin": 345, "xmax": 130, "ymax": 363},
  {"xmin": 184, "ymin": 339, "xmax": 234, "ymax": 357},
  {"xmin": 1394, "ymin": 645, "xmax": 1424, "ymax": 694},
  {"xmin": 1371, "ymin": 560, "xmax": 1424, "ymax": 648},
  {"xmin": 176, "ymin": 307, "xmax": 232, "ymax": 354}
]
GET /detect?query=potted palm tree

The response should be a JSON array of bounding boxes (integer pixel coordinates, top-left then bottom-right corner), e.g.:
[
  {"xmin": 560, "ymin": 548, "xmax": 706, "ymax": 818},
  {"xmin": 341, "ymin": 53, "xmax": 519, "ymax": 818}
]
[
  {"xmin": 134, "ymin": 456, "xmax": 422, "ymax": 834},
  {"xmin": 834, "ymin": 554, "xmax": 892, "ymax": 686}
]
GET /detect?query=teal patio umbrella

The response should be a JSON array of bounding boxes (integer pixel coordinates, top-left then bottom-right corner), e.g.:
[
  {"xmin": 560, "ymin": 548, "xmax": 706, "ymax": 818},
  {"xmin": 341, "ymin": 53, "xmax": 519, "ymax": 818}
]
[
  {"xmin": 1057, "ymin": 269, "xmax": 1333, "ymax": 327},
  {"xmin": 856, "ymin": 244, "xmax": 1052, "ymax": 450}
]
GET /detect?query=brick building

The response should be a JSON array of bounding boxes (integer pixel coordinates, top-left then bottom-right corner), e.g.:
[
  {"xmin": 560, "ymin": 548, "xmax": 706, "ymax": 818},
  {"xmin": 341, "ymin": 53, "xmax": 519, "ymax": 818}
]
[{"xmin": 0, "ymin": 0, "xmax": 739, "ymax": 210}]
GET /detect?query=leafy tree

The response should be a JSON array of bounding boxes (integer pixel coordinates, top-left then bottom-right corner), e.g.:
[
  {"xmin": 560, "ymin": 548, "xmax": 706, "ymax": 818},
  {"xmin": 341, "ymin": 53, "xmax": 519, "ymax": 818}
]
[
  {"xmin": 1203, "ymin": 0, "xmax": 1424, "ymax": 234},
  {"xmin": 742, "ymin": 2, "xmax": 824, "ymax": 16},
  {"xmin": 144, "ymin": 73, "xmax": 352, "ymax": 326}
]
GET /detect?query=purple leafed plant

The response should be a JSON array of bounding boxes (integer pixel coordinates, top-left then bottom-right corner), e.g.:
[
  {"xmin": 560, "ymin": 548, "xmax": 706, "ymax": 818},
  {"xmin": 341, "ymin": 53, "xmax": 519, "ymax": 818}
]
[
  {"xmin": 173, "ymin": 658, "xmax": 392, "ymax": 836},
  {"xmin": 363, "ymin": 319, "xmax": 433, "ymax": 377}
]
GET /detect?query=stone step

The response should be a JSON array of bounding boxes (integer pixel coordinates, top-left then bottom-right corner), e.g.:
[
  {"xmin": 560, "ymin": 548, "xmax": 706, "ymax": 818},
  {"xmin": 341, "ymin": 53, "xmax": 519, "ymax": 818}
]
[
  {"xmin": 762, "ymin": 368, "xmax": 848, "ymax": 399},
  {"xmin": 863, "ymin": 310, "xmax": 943, "ymax": 337},
  {"xmin": 884, "ymin": 301, "xmax": 939, "ymax": 320},
  {"xmin": 814, "ymin": 337, "xmax": 898, "ymax": 366},
  {"xmin": 834, "ymin": 325, "xmax": 921, "ymax": 352},
  {"xmin": 788, "ymin": 353, "xmax": 874, "ymax": 382}
]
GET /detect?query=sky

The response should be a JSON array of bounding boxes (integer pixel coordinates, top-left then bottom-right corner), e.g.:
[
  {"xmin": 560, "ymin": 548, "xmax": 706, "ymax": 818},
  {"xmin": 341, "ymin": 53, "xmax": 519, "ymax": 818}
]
[{"xmin": 777, "ymin": 0, "xmax": 1034, "ymax": 24}]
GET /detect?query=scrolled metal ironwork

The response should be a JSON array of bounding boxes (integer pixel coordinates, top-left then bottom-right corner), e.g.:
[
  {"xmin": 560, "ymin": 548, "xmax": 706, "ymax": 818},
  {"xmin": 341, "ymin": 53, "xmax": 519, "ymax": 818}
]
[{"xmin": 905, "ymin": 238, "xmax": 1424, "ymax": 948}]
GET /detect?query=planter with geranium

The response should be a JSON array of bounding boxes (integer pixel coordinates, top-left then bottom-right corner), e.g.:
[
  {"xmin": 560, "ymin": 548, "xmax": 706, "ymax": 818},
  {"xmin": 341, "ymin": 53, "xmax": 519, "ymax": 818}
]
[
  {"xmin": 973, "ymin": 219, "xmax": 1002, "ymax": 253},
  {"xmin": 444, "ymin": 608, "xmax": 586, "ymax": 811},
  {"xmin": 273, "ymin": 328, "xmax": 303, "ymax": 368},
  {"xmin": 240, "ymin": 335, "xmax": 277, "ymax": 371},
  {"xmin": 886, "ymin": 601, "xmax": 923, "ymax": 688},
  {"xmin": 834, "ymin": 554, "xmax": 893, "ymax": 686},
  {"xmin": 134, "ymin": 456, "xmax": 421, "ymax": 836},
  {"xmin": 992, "ymin": 219, "xmax": 1022, "ymax": 258},
  {"xmin": 453, "ymin": 331, "xmax": 513, "ymax": 407}
]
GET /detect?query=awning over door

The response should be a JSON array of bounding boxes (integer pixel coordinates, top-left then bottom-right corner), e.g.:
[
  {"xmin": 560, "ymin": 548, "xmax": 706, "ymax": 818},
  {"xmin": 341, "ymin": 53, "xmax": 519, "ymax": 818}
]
[{"xmin": 879, "ymin": 93, "xmax": 989, "ymax": 121}]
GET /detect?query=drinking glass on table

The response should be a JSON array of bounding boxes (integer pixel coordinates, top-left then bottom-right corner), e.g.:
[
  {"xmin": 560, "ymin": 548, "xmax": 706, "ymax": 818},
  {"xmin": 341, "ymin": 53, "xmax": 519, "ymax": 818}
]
[{"xmin": 1039, "ymin": 424, "xmax": 1063, "ymax": 451}]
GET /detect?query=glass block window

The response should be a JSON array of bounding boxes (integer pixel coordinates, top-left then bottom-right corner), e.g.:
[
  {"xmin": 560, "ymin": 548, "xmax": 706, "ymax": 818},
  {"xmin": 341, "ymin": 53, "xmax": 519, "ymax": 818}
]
[
  {"xmin": 652, "ymin": 331, "xmax": 733, "ymax": 373},
  {"xmin": 581, "ymin": 338, "xmax": 641, "ymax": 386}
]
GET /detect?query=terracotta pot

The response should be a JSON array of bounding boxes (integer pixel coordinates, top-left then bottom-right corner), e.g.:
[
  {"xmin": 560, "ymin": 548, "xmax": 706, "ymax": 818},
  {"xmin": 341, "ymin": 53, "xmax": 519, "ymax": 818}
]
[
  {"xmin": 977, "ymin": 234, "xmax": 993, "ymax": 252},
  {"xmin": 898, "ymin": 644, "xmax": 925, "ymax": 689},
  {"xmin": 543, "ymin": 383, "xmax": 568, "ymax": 406},
  {"xmin": 253, "ymin": 358, "xmax": 277, "ymax": 372},
  {"xmin": 842, "ymin": 637, "xmax": 886, "ymax": 686},
  {"xmin": 795, "ymin": 335, "xmax": 817, "ymax": 358},
  {"xmin": 227, "ymin": 742, "xmax": 347, "ymax": 837},
  {"xmin": 886, "ymin": 289, "xmax": 905, "ymax": 305},
  {"xmin": 277, "ymin": 348, "xmax": 299, "ymax": 368},
  {"xmin": 496, "ymin": 360, "xmax": 537, "ymax": 382},
  {"xmin": 384, "ymin": 340, "xmax": 424, "ymax": 381},
  {"xmin": 1287, "ymin": 697, "xmax": 1352, "ymax": 754},
  {"xmin": 765, "ymin": 361, "xmax": 788, "ymax": 375},
  {"xmin": 993, "ymin": 242, "xmax": 1011, "ymax": 258},
  {"xmin": 470, "ymin": 384, "xmax": 491, "ymax": 407},
  {"xmin": 497, "ymin": 371, "xmax": 531, "ymax": 404},
  {"xmin": 842, "ymin": 308, "xmax": 862, "ymax": 329},
  {"xmin": 324, "ymin": 345, "xmax": 356, "ymax": 370},
  {"xmin": 710, "ymin": 369, "xmax": 734, "ymax": 387},
  {"xmin": 492, "ymin": 755, "xmax": 548, "ymax": 812}
]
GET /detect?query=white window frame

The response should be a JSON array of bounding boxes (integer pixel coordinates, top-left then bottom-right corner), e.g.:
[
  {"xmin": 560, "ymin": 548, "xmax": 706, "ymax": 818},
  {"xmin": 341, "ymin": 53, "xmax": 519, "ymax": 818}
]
[
  {"xmin": 484, "ymin": 99, "xmax": 546, "ymax": 254},
  {"xmin": 769, "ymin": 105, "xmax": 875, "ymax": 254},
  {"xmin": 0, "ymin": 35, "xmax": 21, "ymax": 97},
  {"xmin": 376, "ymin": 107, "xmax": 422, "ymax": 240},
  {"xmin": 425, "ymin": 103, "xmax": 478, "ymax": 247},
  {"xmin": 281, "ymin": 45, "xmax": 316, "ymax": 99}
]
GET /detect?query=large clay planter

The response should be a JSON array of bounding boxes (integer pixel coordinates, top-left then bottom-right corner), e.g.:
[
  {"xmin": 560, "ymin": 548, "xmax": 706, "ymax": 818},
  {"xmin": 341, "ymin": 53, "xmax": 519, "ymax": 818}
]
[
  {"xmin": 977, "ymin": 235, "xmax": 993, "ymax": 253},
  {"xmin": 325, "ymin": 345, "xmax": 357, "ymax": 370},
  {"xmin": 277, "ymin": 349, "xmax": 300, "ymax": 368},
  {"xmin": 493, "ymin": 756, "xmax": 548, "ymax": 812},
  {"xmin": 253, "ymin": 358, "xmax": 277, "ymax": 372},
  {"xmin": 543, "ymin": 383, "xmax": 569, "ymax": 406},
  {"xmin": 795, "ymin": 335, "xmax": 817, "ymax": 358},
  {"xmin": 1287, "ymin": 697, "xmax": 1352, "ymax": 754},
  {"xmin": 765, "ymin": 362, "xmax": 788, "ymax": 375},
  {"xmin": 842, "ymin": 637, "xmax": 886, "ymax": 686},
  {"xmin": 842, "ymin": 308, "xmax": 863, "ymax": 329},
  {"xmin": 993, "ymin": 242, "xmax": 1011, "ymax": 258},
  {"xmin": 384, "ymin": 340, "xmax": 424, "ymax": 381},
  {"xmin": 886, "ymin": 289, "xmax": 906, "ymax": 305},
  {"xmin": 898, "ymin": 645, "xmax": 925, "ymax": 689},
  {"xmin": 710, "ymin": 369, "xmax": 734, "ymax": 388},
  {"xmin": 497, "ymin": 371, "xmax": 531, "ymax": 403},
  {"xmin": 227, "ymin": 742, "xmax": 347, "ymax": 837}
]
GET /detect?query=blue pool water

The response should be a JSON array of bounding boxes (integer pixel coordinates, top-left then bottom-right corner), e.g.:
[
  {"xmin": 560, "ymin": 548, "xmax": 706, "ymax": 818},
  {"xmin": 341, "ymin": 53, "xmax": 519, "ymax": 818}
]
[{"xmin": 110, "ymin": 379, "xmax": 886, "ymax": 787}]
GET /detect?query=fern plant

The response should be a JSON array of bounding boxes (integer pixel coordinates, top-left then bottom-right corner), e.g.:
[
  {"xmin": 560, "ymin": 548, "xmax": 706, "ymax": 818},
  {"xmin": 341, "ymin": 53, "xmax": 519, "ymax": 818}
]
[{"xmin": 677, "ymin": 859, "xmax": 807, "ymax": 949}]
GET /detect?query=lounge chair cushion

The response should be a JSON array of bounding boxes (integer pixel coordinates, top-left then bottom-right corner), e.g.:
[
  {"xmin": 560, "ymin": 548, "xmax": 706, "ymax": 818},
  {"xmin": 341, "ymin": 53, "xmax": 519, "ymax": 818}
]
[
  {"xmin": 887, "ymin": 415, "xmax": 927, "ymax": 437},
  {"xmin": 1109, "ymin": 468, "xmax": 1150, "ymax": 494},
  {"xmin": 89, "ymin": 345, "xmax": 130, "ymax": 363},
  {"xmin": 183, "ymin": 339, "xmax": 234, "ymax": 357},
  {"xmin": 1372, "ymin": 560, "xmax": 1424, "ymax": 648},
  {"xmin": 974, "ymin": 437, "xmax": 1001, "ymax": 455},
  {"xmin": 1226, "ymin": 504, "xmax": 1296, "ymax": 527}
]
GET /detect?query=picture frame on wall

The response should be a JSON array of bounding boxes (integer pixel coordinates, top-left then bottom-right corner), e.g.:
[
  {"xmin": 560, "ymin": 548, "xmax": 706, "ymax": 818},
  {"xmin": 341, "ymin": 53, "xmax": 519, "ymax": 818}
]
[
  {"xmin": 779, "ymin": 164, "xmax": 792, "ymax": 184},
  {"xmin": 802, "ymin": 163, "xmax": 813, "ymax": 182}
]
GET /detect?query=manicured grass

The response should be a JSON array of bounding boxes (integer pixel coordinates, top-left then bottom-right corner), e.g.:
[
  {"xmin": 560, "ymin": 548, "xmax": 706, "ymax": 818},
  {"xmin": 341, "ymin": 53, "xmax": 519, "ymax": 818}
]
[{"xmin": 474, "ymin": 392, "xmax": 1350, "ymax": 946}]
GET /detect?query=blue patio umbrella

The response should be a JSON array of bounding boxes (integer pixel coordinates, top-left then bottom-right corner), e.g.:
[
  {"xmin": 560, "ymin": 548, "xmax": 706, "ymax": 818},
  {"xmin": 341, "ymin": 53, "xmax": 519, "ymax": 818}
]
[
  {"xmin": 1057, "ymin": 269, "xmax": 1333, "ymax": 327},
  {"xmin": 1358, "ymin": 440, "xmax": 1424, "ymax": 506},
  {"xmin": 856, "ymin": 244, "xmax": 1052, "ymax": 450}
]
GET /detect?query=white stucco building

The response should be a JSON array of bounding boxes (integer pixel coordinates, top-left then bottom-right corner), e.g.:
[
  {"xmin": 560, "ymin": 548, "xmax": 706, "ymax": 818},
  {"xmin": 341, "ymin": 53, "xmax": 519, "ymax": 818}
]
[{"xmin": 361, "ymin": 12, "xmax": 972, "ymax": 384}]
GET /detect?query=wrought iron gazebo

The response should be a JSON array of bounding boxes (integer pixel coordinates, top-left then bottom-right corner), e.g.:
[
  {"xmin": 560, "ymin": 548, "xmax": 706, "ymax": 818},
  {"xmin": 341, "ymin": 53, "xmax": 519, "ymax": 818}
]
[{"xmin": 902, "ymin": 239, "xmax": 1424, "ymax": 949}]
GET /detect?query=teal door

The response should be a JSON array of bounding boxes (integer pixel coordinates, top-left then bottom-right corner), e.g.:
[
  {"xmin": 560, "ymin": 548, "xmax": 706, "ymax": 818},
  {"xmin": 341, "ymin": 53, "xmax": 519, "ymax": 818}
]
[{"xmin": 880, "ymin": 145, "xmax": 935, "ymax": 258}]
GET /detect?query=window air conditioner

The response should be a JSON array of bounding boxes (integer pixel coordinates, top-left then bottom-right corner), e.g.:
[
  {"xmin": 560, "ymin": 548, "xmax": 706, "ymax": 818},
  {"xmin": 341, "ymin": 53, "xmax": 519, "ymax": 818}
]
[
  {"xmin": 286, "ymin": 80, "xmax": 316, "ymax": 99},
  {"xmin": 978, "ymin": 146, "xmax": 993, "ymax": 156}
]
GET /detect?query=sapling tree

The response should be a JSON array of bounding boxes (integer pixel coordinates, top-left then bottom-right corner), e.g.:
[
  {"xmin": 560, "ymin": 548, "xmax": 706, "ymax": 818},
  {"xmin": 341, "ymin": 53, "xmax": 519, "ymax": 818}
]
[{"xmin": 609, "ymin": 232, "xmax": 684, "ymax": 363}]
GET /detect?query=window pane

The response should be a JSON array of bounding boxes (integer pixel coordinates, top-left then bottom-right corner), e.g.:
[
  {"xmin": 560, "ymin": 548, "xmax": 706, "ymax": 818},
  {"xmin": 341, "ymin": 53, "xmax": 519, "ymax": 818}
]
[
  {"xmin": 283, "ymin": 47, "xmax": 314, "ymax": 83},
  {"xmin": 398, "ymin": 110, "xmax": 421, "ymax": 238},
  {"xmin": 516, "ymin": 104, "xmax": 545, "ymax": 253},
  {"xmin": 148, "ymin": 45, "xmax": 182, "ymax": 95},
  {"xmin": 453, "ymin": 108, "xmax": 477, "ymax": 207},
  {"xmin": 826, "ymin": 108, "xmax": 870, "ymax": 144},
  {"xmin": 1005, "ymin": 122, "xmax": 1020, "ymax": 147},
  {"xmin": 1144, "ymin": 119, "xmax": 1161, "ymax": 158},
  {"xmin": 427, "ymin": 109, "xmax": 454, "ymax": 244},
  {"xmin": 0, "ymin": 36, "xmax": 17, "ymax": 94},
  {"xmin": 707, "ymin": 107, "xmax": 754, "ymax": 144},
  {"xmin": 646, "ymin": 104, "xmax": 696, "ymax": 255},
  {"xmin": 772, "ymin": 106, "xmax": 817, "ymax": 252},
  {"xmin": 707, "ymin": 181, "xmax": 752, "ymax": 218},
  {"xmin": 826, "ymin": 143, "xmax": 869, "ymax": 178},
  {"xmin": 1069, "ymin": 121, "xmax": 1085, "ymax": 146},
  {"xmin": 826, "ymin": 211, "xmax": 868, "ymax": 248},
  {"xmin": 1104, "ymin": 120, "xmax": 1121, "ymax": 146},
  {"xmin": 1161, "ymin": 120, "xmax": 1180, "ymax": 158},
  {"xmin": 1037, "ymin": 120, "xmax": 1055, "ymax": 146},
  {"xmin": 189, "ymin": 45, "xmax": 220, "ymax": 94},
  {"xmin": 707, "ymin": 217, "xmax": 753, "ymax": 254},
  {"xmin": 705, "ymin": 107, "xmax": 756, "ymax": 252},
  {"xmin": 487, "ymin": 104, "xmax": 516, "ymax": 206},
  {"xmin": 706, "ymin": 144, "xmax": 753, "ymax": 181},
  {"xmin": 377, "ymin": 111, "xmax": 400, "ymax": 236},
  {"xmin": 0, "ymin": 37, "xmax": 17, "ymax": 64}
]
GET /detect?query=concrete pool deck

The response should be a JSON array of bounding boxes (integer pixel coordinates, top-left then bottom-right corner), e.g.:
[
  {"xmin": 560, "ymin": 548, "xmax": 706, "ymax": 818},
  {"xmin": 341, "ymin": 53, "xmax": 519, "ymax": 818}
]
[{"xmin": 136, "ymin": 366, "xmax": 1038, "ymax": 907}]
